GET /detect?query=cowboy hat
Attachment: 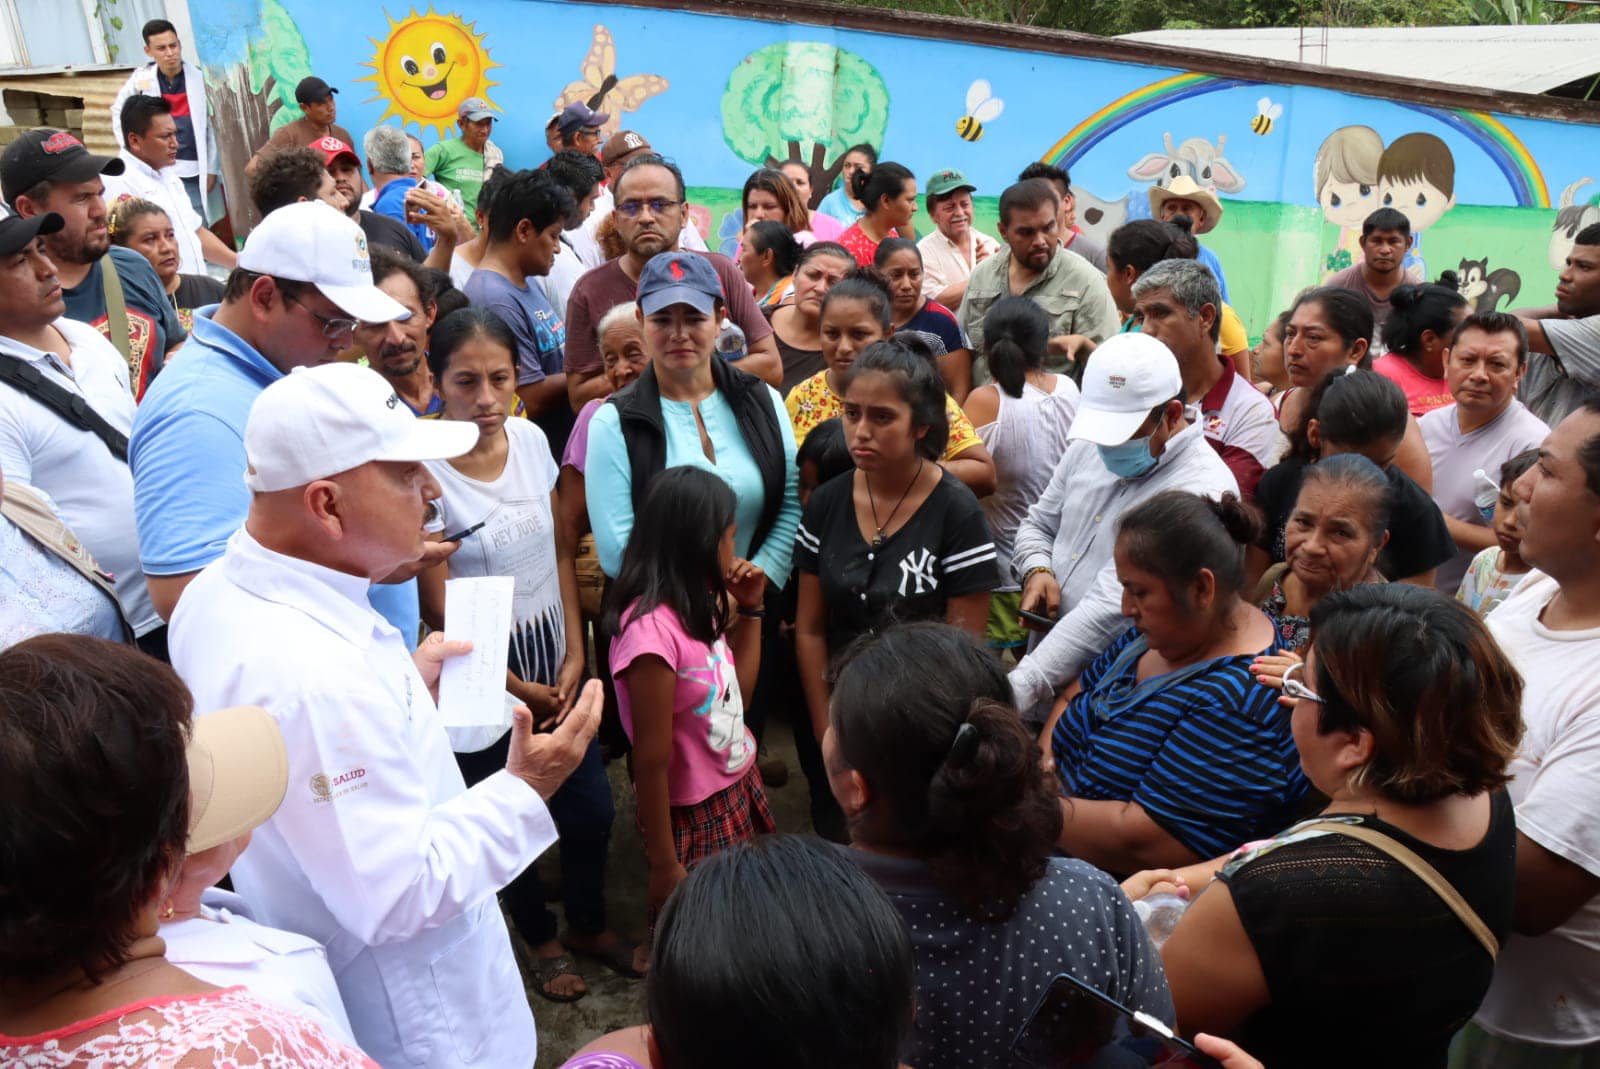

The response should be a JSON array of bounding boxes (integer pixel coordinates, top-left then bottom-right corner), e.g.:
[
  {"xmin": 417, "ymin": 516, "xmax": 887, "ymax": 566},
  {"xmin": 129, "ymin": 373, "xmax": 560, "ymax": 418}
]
[{"xmin": 1148, "ymin": 175, "xmax": 1224, "ymax": 234}]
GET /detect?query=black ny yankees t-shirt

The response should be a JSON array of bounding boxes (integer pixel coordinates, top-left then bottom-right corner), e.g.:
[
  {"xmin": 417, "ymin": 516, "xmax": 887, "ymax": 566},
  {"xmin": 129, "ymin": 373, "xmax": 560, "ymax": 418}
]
[{"xmin": 795, "ymin": 468, "xmax": 999, "ymax": 654}]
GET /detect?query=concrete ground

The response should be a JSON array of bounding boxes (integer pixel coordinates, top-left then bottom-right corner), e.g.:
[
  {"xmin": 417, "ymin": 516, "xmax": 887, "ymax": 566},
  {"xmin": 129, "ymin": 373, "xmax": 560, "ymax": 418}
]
[{"xmin": 519, "ymin": 714, "xmax": 815, "ymax": 1068}]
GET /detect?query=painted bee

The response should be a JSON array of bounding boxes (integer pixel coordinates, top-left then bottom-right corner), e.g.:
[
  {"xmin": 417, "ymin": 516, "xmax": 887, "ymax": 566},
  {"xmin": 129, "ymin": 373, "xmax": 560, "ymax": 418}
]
[
  {"xmin": 1250, "ymin": 97, "xmax": 1284, "ymax": 136},
  {"xmin": 955, "ymin": 79, "xmax": 1005, "ymax": 142}
]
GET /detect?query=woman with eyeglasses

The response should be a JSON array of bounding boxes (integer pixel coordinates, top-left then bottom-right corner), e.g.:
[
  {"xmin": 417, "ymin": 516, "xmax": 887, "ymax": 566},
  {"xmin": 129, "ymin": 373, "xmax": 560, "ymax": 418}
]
[
  {"xmin": 417, "ymin": 307, "xmax": 632, "ymax": 998},
  {"xmin": 1040, "ymin": 491, "xmax": 1307, "ymax": 877},
  {"xmin": 1132, "ymin": 585, "xmax": 1520, "ymax": 1069}
]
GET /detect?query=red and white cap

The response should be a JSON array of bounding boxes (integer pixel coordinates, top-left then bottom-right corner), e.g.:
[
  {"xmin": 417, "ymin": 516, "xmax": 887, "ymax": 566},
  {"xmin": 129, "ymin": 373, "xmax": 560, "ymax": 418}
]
[
  {"xmin": 244, "ymin": 363, "xmax": 477, "ymax": 492},
  {"xmin": 238, "ymin": 200, "xmax": 409, "ymax": 324}
]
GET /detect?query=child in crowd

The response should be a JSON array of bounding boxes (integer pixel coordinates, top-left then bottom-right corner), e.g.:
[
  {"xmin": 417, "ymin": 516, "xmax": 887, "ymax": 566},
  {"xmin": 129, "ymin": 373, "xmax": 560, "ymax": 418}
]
[
  {"xmin": 604, "ymin": 467, "xmax": 774, "ymax": 927},
  {"xmin": 796, "ymin": 416, "xmax": 853, "ymax": 506},
  {"xmin": 1457, "ymin": 448, "xmax": 1539, "ymax": 615}
]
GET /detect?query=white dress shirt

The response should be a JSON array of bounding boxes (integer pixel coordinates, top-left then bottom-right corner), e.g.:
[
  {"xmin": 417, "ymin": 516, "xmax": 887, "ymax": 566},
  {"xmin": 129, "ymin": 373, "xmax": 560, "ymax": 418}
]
[
  {"xmin": 170, "ymin": 528, "xmax": 556, "ymax": 1068},
  {"xmin": 163, "ymin": 886, "xmax": 358, "ymax": 1048},
  {"xmin": 1008, "ymin": 423, "xmax": 1239, "ymax": 712},
  {"xmin": 102, "ymin": 150, "xmax": 206, "ymax": 275},
  {"xmin": 0, "ymin": 318, "xmax": 159, "ymax": 635},
  {"xmin": 110, "ymin": 61, "xmax": 214, "ymax": 187}
]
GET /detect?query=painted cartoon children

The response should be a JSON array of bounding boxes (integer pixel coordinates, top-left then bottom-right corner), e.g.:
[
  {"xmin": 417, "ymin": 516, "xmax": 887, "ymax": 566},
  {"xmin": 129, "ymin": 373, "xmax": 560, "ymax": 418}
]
[
  {"xmin": 1377, "ymin": 132, "xmax": 1457, "ymax": 281},
  {"xmin": 1314, "ymin": 125, "xmax": 1384, "ymax": 276}
]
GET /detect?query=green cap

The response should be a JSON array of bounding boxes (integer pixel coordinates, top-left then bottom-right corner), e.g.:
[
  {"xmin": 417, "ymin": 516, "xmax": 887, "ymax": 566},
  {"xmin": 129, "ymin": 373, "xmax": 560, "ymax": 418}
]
[{"xmin": 926, "ymin": 169, "xmax": 976, "ymax": 197}]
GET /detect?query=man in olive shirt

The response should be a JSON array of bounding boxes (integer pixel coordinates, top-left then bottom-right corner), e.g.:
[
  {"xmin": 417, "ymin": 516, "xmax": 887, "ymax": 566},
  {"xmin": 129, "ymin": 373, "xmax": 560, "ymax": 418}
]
[{"xmin": 959, "ymin": 178, "xmax": 1119, "ymax": 385}]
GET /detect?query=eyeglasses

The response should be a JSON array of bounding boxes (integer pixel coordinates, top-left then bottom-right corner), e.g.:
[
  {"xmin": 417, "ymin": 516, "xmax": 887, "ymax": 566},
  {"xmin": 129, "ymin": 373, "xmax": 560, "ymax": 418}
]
[
  {"xmin": 615, "ymin": 198, "xmax": 681, "ymax": 219},
  {"xmin": 1281, "ymin": 662, "xmax": 1323, "ymax": 704},
  {"xmin": 285, "ymin": 294, "xmax": 358, "ymax": 341}
]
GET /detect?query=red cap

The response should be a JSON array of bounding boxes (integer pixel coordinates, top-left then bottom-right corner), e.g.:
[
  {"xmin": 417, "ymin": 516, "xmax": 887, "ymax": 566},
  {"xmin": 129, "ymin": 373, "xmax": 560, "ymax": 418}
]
[{"xmin": 312, "ymin": 135, "xmax": 360, "ymax": 171}]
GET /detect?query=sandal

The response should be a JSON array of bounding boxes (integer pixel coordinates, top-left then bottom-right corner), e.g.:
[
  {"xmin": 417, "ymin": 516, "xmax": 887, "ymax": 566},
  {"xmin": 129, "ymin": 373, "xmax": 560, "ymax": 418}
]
[
  {"xmin": 571, "ymin": 937, "xmax": 646, "ymax": 979},
  {"xmin": 529, "ymin": 953, "xmax": 587, "ymax": 1003}
]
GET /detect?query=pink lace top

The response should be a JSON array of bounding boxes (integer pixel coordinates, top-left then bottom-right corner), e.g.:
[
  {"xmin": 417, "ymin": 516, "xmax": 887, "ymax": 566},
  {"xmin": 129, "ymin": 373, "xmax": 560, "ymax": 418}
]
[{"xmin": 0, "ymin": 987, "xmax": 376, "ymax": 1068}]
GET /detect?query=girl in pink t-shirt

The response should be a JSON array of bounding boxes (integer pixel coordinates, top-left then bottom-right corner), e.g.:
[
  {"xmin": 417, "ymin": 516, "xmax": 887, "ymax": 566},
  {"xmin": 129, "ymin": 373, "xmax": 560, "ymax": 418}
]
[{"xmin": 605, "ymin": 467, "xmax": 774, "ymax": 923}]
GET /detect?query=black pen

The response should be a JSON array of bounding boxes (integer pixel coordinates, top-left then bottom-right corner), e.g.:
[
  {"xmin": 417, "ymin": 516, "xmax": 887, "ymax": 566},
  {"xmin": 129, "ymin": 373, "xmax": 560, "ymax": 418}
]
[{"xmin": 441, "ymin": 520, "xmax": 485, "ymax": 542}]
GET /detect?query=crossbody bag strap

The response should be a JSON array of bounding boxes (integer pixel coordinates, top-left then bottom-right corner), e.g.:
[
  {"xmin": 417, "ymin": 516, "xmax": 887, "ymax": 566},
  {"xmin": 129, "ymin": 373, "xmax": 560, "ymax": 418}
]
[
  {"xmin": 1299, "ymin": 820, "xmax": 1499, "ymax": 959},
  {"xmin": 0, "ymin": 358, "xmax": 130, "ymax": 462},
  {"xmin": 100, "ymin": 254, "xmax": 133, "ymax": 369}
]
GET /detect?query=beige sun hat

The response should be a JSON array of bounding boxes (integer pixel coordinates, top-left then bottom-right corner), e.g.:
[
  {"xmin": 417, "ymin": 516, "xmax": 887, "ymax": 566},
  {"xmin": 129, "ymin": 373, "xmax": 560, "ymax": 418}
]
[{"xmin": 1148, "ymin": 174, "xmax": 1225, "ymax": 234}]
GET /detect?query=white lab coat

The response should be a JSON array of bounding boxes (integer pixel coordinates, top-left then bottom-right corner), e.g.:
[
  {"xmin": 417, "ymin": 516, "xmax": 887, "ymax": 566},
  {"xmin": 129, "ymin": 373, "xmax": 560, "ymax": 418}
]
[
  {"xmin": 110, "ymin": 61, "xmax": 215, "ymax": 193},
  {"xmin": 170, "ymin": 529, "xmax": 553, "ymax": 1068}
]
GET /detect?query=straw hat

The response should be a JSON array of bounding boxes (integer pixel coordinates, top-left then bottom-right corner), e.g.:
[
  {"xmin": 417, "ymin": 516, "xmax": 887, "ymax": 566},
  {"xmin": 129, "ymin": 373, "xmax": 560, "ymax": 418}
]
[{"xmin": 1148, "ymin": 175, "xmax": 1224, "ymax": 234}]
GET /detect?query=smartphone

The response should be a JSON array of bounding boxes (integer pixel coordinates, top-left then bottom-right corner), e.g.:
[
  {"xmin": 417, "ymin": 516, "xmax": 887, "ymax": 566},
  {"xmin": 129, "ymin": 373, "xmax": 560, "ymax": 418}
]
[
  {"xmin": 1011, "ymin": 974, "xmax": 1222, "ymax": 1069},
  {"xmin": 441, "ymin": 520, "xmax": 485, "ymax": 542},
  {"xmin": 1019, "ymin": 607, "xmax": 1059, "ymax": 631}
]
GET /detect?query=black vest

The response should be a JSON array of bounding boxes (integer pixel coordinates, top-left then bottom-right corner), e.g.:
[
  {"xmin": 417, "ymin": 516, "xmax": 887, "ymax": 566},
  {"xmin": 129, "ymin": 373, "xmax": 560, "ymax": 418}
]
[{"xmin": 606, "ymin": 358, "xmax": 787, "ymax": 562}]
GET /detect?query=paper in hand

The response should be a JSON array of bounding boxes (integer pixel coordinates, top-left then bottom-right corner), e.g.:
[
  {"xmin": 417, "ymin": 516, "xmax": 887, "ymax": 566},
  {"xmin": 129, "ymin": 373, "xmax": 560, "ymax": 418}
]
[{"xmin": 438, "ymin": 576, "xmax": 515, "ymax": 733}]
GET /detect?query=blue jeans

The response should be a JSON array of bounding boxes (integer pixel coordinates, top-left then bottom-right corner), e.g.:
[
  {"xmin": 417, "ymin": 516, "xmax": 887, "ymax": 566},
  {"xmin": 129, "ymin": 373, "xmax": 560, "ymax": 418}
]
[{"xmin": 455, "ymin": 733, "xmax": 614, "ymax": 943}]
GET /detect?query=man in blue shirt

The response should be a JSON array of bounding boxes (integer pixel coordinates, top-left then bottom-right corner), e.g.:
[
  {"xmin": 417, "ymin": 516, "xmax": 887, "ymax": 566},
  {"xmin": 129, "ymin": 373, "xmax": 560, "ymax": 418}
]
[
  {"xmin": 364, "ymin": 124, "xmax": 431, "ymax": 252},
  {"xmin": 462, "ymin": 168, "xmax": 576, "ymax": 459},
  {"xmin": 131, "ymin": 200, "xmax": 448, "ymax": 644}
]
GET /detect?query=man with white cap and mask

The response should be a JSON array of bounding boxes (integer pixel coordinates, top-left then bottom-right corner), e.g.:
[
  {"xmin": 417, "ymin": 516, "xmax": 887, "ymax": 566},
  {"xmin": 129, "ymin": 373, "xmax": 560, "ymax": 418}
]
[
  {"xmin": 131, "ymin": 200, "xmax": 448, "ymax": 642},
  {"xmin": 169, "ymin": 361, "xmax": 603, "ymax": 1068},
  {"xmin": 1007, "ymin": 332, "xmax": 1238, "ymax": 718}
]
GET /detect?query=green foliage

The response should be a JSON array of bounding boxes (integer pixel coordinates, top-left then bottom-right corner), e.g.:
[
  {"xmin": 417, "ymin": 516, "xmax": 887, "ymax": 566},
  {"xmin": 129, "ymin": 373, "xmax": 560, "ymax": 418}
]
[
  {"xmin": 721, "ymin": 42, "xmax": 891, "ymax": 168},
  {"xmin": 834, "ymin": 0, "xmax": 1597, "ymax": 31},
  {"xmin": 247, "ymin": 0, "xmax": 314, "ymax": 132}
]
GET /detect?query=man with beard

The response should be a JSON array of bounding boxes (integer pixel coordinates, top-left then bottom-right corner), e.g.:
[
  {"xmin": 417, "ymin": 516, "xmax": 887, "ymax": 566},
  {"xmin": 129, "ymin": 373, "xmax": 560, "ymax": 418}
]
[
  {"xmin": 0, "ymin": 129, "xmax": 185, "ymax": 396},
  {"xmin": 1326, "ymin": 207, "xmax": 1411, "ymax": 345},
  {"xmin": 356, "ymin": 247, "xmax": 439, "ymax": 416},
  {"xmin": 958, "ymin": 178, "xmax": 1119, "ymax": 385},
  {"xmin": 316, "ymin": 136, "xmax": 464, "ymax": 274},
  {"xmin": 1018, "ymin": 161, "xmax": 1107, "ymax": 274},
  {"xmin": 562, "ymin": 154, "xmax": 780, "ymax": 409}
]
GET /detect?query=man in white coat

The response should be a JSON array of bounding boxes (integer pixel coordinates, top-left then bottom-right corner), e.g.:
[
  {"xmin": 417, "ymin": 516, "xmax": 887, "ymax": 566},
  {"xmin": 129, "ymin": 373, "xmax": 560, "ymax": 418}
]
[
  {"xmin": 169, "ymin": 361, "xmax": 602, "ymax": 1067},
  {"xmin": 110, "ymin": 18, "xmax": 216, "ymax": 221}
]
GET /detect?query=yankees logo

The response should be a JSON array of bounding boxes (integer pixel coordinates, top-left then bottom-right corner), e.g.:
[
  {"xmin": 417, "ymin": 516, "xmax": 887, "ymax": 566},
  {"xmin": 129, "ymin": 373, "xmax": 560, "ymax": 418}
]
[{"xmin": 898, "ymin": 548, "xmax": 939, "ymax": 596}]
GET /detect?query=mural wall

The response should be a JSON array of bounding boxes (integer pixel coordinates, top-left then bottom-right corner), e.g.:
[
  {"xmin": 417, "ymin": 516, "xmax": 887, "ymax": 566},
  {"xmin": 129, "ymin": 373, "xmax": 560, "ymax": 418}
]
[{"xmin": 190, "ymin": 0, "xmax": 1600, "ymax": 337}]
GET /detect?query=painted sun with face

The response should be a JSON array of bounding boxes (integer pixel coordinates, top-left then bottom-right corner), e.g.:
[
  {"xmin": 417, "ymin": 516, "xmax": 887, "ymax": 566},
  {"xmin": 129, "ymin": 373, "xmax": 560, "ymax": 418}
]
[{"xmin": 361, "ymin": 8, "xmax": 498, "ymax": 138}]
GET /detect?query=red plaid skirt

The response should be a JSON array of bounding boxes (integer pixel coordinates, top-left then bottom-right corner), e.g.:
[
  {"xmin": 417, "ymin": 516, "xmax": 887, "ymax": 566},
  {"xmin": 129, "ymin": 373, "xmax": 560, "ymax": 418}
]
[{"xmin": 670, "ymin": 763, "xmax": 775, "ymax": 867}]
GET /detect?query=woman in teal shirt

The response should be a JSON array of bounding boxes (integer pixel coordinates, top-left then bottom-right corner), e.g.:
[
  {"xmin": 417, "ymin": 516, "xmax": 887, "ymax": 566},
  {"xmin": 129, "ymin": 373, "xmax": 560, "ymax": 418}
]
[{"xmin": 585, "ymin": 252, "xmax": 800, "ymax": 584}]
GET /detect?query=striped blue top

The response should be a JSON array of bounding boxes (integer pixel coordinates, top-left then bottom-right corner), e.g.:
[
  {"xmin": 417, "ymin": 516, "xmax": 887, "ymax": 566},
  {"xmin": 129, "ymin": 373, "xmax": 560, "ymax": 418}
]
[{"xmin": 1051, "ymin": 626, "xmax": 1309, "ymax": 859}]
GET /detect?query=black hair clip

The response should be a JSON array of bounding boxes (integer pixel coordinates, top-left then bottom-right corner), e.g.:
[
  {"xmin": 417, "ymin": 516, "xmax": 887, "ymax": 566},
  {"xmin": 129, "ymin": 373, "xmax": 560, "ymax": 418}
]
[{"xmin": 948, "ymin": 721, "xmax": 979, "ymax": 766}]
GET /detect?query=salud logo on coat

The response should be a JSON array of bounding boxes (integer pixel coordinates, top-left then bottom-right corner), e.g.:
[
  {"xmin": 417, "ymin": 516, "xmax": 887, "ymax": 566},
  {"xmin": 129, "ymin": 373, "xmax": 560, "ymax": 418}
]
[{"xmin": 310, "ymin": 766, "xmax": 369, "ymax": 803}]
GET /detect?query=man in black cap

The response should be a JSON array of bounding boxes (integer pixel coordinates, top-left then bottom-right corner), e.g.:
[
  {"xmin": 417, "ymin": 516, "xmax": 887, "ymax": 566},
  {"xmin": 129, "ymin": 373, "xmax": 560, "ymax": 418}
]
[
  {"xmin": 247, "ymin": 76, "xmax": 354, "ymax": 174},
  {"xmin": 0, "ymin": 210, "xmax": 164, "ymax": 651},
  {"xmin": 0, "ymin": 129, "xmax": 185, "ymax": 398}
]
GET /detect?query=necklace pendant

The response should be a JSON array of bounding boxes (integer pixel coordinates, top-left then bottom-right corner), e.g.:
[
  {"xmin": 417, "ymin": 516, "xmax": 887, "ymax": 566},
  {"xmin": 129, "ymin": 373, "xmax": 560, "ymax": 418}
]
[{"xmin": 872, "ymin": 531, "xmax": 886, "ymax": 550}]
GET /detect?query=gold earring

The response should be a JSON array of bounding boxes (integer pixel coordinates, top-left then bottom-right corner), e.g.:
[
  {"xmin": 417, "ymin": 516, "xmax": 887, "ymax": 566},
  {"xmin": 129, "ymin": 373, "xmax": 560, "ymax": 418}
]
[{"xmin": 160, "ymin": 903, "xmax": 175, "ymax": 921}]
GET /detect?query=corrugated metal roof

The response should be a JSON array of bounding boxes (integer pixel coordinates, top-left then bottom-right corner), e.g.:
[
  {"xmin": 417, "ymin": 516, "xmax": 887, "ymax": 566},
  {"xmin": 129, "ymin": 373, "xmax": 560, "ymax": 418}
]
[
  {"xmin": 0, "ymin": 67, "xmax": 134, "ymax": 154},
  {"xmin": 1118, "ymin": 25, "xmax": 1600, "ymax": 96}
]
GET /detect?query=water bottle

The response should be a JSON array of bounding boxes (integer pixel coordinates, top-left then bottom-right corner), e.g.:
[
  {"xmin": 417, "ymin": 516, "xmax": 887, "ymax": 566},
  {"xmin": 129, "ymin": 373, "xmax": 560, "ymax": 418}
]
[
  {"xmin": 1473, "ymin": 468, "xmax": 1500, "ymax": 525},
  {"xmin": 1131, "ymin": 892, "xmax": 1189, "ymax": 949},
  {"xmin": 715, "ymin": 318, "xmax": 747, "ymax": 362}
]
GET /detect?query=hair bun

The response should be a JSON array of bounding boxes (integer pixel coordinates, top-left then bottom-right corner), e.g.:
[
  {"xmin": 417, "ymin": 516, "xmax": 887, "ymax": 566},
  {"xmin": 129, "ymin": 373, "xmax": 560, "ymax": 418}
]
[
  {"xmin": 1208, "ymin": 492, "xmax": 1265, "ymax": 547},
  {"xmin": 1167, "ymin": 212, "xmax": 1194, "ymax": 236},
  {"xmin": 1435, "ymin": 269, "xmax": 1460, "ymax": 290}
]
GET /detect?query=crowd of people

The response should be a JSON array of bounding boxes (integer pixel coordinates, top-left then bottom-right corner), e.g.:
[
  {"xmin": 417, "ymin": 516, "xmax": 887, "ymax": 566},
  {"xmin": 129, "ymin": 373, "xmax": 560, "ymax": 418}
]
[{"xmin": 3, "ymin": 16, "xmax": 1600, "ymax": 1069}]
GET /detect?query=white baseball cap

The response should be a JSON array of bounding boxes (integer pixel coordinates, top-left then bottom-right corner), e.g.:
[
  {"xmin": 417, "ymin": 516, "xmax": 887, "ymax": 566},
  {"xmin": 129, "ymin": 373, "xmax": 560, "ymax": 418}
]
[
  {"xmin": 237, "ymin": 200, "xmax": 410, "ymax": 325},
  {"xmin": 1067, "ymin": 333, "xmax": 1184, "ymax": 446},
  {"xmin": 243, "ymin": 363, "xmax": 477, "ymax": 492}
]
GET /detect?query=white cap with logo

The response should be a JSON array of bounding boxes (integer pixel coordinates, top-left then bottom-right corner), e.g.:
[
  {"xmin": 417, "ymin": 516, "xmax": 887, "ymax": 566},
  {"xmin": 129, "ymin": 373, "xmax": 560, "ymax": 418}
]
[
  {"xmin": 1067, "ymin": 333, "xmax": 1184, "ymax": 446},
  {"xmin": 243, "ymin": 363, "xmax": 477, "ymax": 492},
  {"xmin": 237, "ymin": 200, "xmax": 410, "ymax": 325}
]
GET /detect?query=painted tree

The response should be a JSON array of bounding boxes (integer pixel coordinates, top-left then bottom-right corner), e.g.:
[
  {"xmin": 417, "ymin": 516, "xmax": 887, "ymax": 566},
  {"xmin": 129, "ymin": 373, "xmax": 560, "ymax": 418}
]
[
  {"xmin": 721, "ymin": 42, "xmax": 890, "ymax": 209},
  {"xmin": 247, "ymin": 0, "xmax": 314, "ymax": 135}
]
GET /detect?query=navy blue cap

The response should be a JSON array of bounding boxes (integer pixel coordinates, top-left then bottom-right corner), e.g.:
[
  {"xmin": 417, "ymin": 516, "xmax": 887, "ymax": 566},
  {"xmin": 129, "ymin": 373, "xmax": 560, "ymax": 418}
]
[{"xmin": 637, "ymin": 252, "xmax": 724, "ymax": 315}]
